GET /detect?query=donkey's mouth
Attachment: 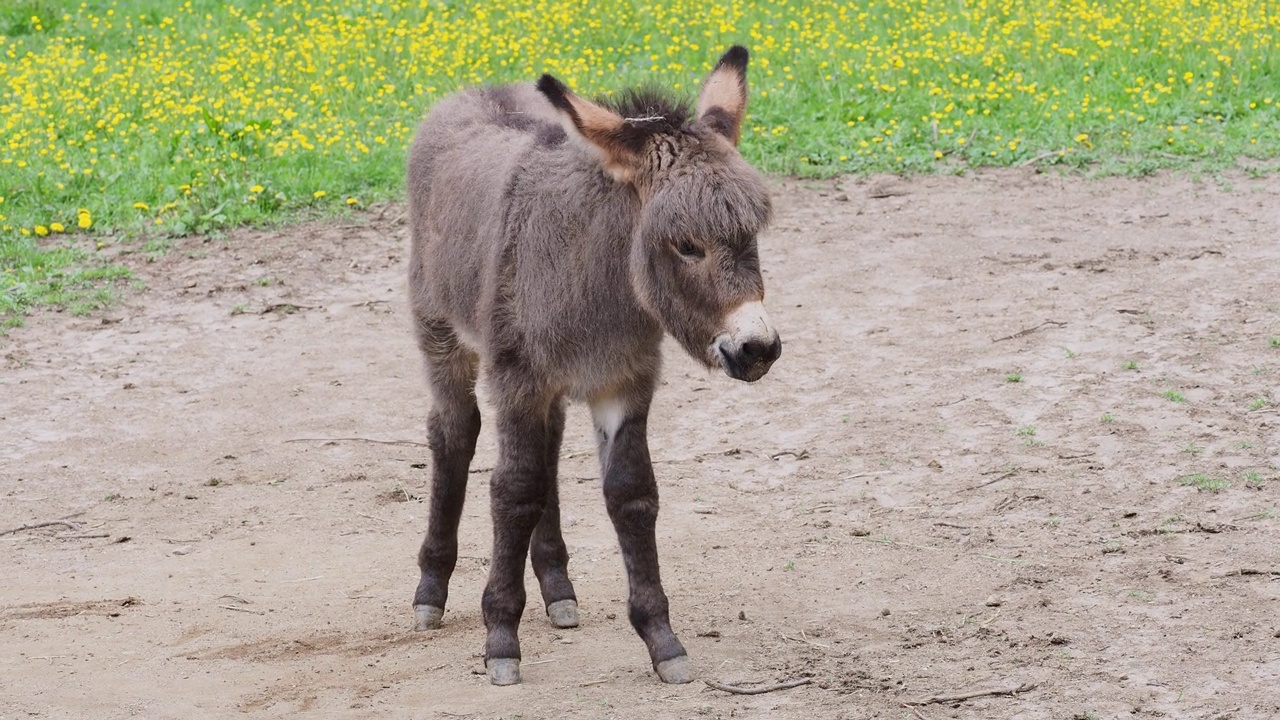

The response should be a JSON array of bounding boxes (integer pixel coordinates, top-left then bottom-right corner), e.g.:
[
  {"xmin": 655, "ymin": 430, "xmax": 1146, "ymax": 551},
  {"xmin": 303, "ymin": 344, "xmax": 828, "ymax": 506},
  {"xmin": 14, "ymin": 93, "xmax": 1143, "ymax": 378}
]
[{"xmin": 712, "ymin": 333, "xmax": 782, "ymax": 382}]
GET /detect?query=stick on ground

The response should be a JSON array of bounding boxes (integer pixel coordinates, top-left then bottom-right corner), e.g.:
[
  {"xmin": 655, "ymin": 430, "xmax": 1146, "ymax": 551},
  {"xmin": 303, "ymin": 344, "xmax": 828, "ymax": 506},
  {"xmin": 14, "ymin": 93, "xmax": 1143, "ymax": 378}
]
[
  {"xmin": 704, "ymin": 677, "xmax": 812, "ymax": 695},
  {"xmin": 0, "ymin": 521, "xmax": 81, "ymax": 537},
  {"xmin": 905, "ymin": 681, "xmax": 1039, "ymax": 706},
  {"xmin": 993, "ymin": 320, "xmax": 1066, "ymax": 343},
  {"xmin": 284, "ymin": 437, "xmax": 429, "ymax": 447}
]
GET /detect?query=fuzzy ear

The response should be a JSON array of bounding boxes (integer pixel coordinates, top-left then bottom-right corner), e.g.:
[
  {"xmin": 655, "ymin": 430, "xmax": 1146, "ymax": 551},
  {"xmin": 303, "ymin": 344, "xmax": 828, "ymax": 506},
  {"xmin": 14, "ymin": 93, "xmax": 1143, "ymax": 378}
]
[
  {"xmin": 696, "ymin": 46, "xmax": 750, "ymax": 145},
  {"xmin": 537, "ymin": 74, "xmax": 642, "ymax": 181}
]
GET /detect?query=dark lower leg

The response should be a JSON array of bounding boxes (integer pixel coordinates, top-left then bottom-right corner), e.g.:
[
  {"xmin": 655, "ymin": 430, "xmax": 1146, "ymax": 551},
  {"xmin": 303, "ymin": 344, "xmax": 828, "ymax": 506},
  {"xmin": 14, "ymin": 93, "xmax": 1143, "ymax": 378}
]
[
  {"xmin": 482, "ymin": 404, "xmax": 554, "ymax": 682},
  {"xmin": 413, "ymin": 402, "xmax": 481, "ymax": 620},
  {"xmin": 600, "ymin": 415, "xmax": 688, "ymax": 679},
  {"xmin": 530, "ymin": 401, "xmax": 577, "ymax": 621}
]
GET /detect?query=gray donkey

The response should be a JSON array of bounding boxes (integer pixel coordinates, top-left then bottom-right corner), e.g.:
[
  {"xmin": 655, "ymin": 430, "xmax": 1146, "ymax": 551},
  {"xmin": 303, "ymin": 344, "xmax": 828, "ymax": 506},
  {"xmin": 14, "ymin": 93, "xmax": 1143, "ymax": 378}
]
[{"xmin": 406, "ymin": 46, "xmax": 781, "ymax": 686}]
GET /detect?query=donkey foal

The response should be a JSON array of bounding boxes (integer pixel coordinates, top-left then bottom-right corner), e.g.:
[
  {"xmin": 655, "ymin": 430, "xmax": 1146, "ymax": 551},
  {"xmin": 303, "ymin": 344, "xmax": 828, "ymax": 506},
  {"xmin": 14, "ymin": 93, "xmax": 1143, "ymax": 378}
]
[{"xmin": 406, "ymin": 46, "xmax": 781, "ymax": 686}]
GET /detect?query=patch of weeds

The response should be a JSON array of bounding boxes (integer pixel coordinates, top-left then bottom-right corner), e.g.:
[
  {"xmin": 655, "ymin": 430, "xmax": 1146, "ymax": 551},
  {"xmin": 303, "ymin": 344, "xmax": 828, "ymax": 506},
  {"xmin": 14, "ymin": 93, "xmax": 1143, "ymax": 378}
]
[
  {"xmin": 1248, "ymin": 398, "xmax": 1268, "ymax": 411},
  {"xmin": 1163, "ymin": 389, "xmax": 1186, "ymax": 403},
  {"xmin": 230, "ymin": 304, "xmax": 250, "ymax": 316},
  {"xmin": 783, "ymin": 561, "xmax": 795, "ymax": 572},
  {"xmin": 1016, "ymin": 425, "xmax": 1043, "ymax": 446},
  {"xmin": 1101, "ymin": 413, "xmax": 1116, "ymax": 423},
  {"xmin": 1005, "ymin": 372, "xmax": 1023, "ymax": 383},
  {"xmin": 1182, "ymin": 444, "xmax": 1205, "ymax": 456},
  {"xmin": 1178, "ymin": 473, "xmax": 1228, "ymax": 492},
  {"xmin": 1238, "ymin": 440, "xmax": 1254, "ymax": 449},
  {"xmin": 1064, "ymin": 348, "xmax": 1077, "ymax": 359},
  {"xmin": 1270, "ymin": 337, "xmax": 1280, "ymax": 348},
  {"xmin": 1125, "ymin": 589, "xmax": 1155, "ymax": 603},
  {"xmin": 1046, "ymin": 516, "xmax": 1061, "ymax": 528},
  {"xmin": 1122, "ymin": 360, "xmax": 1139, "ymax": 371},
  {"xmin": 1243, "ymin": 470, "xmax": 1275, "ymax": 489}
]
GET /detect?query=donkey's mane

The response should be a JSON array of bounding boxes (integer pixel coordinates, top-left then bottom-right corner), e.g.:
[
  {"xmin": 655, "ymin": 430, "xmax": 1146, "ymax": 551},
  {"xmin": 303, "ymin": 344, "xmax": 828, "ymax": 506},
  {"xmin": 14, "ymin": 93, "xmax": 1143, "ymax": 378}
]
[{"xmin": 599, "ymin": 86, "xmax": 693, "ymax": 134}]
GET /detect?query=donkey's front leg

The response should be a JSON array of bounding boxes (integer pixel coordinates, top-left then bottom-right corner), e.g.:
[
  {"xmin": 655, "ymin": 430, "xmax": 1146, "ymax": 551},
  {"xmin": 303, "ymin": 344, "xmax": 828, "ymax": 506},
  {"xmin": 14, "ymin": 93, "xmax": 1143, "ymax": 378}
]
[
  {"xmin": 591, "ymin": 395, "xmax": 691, "ymax": 684},
  {"xmin": 529, "ymin": 399, "xmax": 579, "ymax": 628},
  {"xmin": 482, "ymin": 401, "xmax": 556, "ymax": 685}
]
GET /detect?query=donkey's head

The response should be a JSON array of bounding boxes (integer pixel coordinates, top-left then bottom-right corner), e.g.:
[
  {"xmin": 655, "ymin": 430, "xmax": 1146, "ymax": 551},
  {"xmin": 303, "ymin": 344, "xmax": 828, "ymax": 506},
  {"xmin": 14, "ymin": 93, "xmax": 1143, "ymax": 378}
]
[{"xmin": 537, "ymin": 46, "xmax": 780, "ymax": 382}]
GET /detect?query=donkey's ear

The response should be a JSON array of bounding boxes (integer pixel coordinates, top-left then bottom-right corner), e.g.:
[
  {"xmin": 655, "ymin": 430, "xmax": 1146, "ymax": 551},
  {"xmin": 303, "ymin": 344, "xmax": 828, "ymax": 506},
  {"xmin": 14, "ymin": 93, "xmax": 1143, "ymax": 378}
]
[
  {"xmin": 697, "ymin": 46, "xmax": 749, "ymax": 145},
  {"xmin": 537, "ymin": 74, "xmax": 641, "ymax": 181}
]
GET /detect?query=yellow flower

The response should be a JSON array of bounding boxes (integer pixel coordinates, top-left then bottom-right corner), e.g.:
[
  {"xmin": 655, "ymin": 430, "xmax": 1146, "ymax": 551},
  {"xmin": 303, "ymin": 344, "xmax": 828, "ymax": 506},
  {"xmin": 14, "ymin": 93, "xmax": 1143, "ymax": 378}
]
[
  {"xmin": 133, "ymin": 202, "xmax": 149, "ymax": 210},
  {"xmin": 35, "ymin": 225, "xmax": 49, "ymax": 236},
  {"xmin": 346, "ymin": 197, "xmax": 358, "ymax": 205},
  {"xmin": 50, "ymin": 222, "xmax": 65, "ymax": 232},
  {"xmin": 77, "ymin": 210, "xmax": 92, "ymax": 229},
  {"xmin": 313, "ymin": 190, "xmax": 326, "ymax": 199},
  {"xmin": 250, "ymin": 185, "xmax": 264, "ymax": 193}
]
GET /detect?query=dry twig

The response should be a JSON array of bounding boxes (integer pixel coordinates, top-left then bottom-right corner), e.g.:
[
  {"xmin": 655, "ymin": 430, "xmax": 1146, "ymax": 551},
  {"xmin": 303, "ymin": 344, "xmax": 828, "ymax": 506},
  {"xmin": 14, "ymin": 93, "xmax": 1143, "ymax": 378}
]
[
  {"xmin": 905, "ymin": 681, "xmax": 1039, "ymax": 706},
  {"xmin": 1213, "ymin": 568, "xmax": 1280, "ymax": 579},
  {"xmin": 0, "ymin": 521, "xmax": 81, "ymax": 537},
  {"xmin": 285, "ymin": 437, "xmax": 429, "ymax": 448},
  {"xmin": 993, "ymin": 320, "xmax": 1066, "ymax": 343},
  {"xmin": 704, "ymin": 677, "xmax": 812, "ymax": 695},
  {"xmin": 218, "ymin": 605, "xmax": 266, "ymax": 615}
]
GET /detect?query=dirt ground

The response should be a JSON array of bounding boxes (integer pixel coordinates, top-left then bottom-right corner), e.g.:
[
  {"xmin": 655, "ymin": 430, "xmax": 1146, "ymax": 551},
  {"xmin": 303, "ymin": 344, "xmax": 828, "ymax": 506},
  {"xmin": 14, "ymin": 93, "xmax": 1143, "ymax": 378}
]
[{"xmin": 2, "ymin": 170, "xmax": 1278, "ymax": 720}]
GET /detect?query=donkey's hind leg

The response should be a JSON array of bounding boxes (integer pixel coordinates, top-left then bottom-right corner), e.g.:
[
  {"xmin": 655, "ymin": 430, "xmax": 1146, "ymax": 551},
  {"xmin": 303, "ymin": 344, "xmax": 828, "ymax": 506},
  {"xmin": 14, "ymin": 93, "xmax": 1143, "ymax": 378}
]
[
  {"xmin": 412, "ymin": 318, "xmax": 481, "ymax": 631},
  {"xmin": 529, "ymin": 398, "xmax": 579, "ymax": 628}
]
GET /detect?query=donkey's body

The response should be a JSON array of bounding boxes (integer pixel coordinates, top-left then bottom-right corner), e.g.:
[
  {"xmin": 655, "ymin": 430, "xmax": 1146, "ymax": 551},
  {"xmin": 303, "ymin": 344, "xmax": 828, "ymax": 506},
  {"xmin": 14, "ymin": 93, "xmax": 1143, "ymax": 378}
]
[{"xmin": 407, "ymin": 47, "xmax": 780, "ymax": 685}]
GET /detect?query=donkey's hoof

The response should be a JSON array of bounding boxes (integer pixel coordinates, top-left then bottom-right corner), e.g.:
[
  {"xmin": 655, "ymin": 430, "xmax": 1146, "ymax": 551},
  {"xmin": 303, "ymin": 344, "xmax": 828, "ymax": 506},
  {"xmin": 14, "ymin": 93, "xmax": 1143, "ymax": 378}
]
[
  {"xmin": 655, "ymin": 655, "xmax": 693, "ymax": 684},
  {"xmin": 486, "ymin": 658, "xmax": 521, "ymax": 686},
  {"xmin": 546, "ymin": 599, "xmax": 579, "ymax": 628},
  {"xmin": 412, "ymin": 604, "xmax": 445, "ymax": 631}
]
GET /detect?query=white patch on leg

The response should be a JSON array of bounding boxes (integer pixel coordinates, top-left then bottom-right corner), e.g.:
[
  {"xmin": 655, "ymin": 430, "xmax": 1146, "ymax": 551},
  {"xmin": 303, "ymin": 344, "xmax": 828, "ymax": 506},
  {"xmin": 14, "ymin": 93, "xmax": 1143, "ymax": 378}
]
[{"xmin": 590, "ymin": 396, "xmax": 627, "ymax": 440}]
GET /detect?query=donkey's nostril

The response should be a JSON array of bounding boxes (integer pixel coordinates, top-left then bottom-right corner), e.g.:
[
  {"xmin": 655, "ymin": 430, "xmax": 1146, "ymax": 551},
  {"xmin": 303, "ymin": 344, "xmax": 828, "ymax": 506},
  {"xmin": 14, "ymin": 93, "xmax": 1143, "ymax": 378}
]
[{"xmin": 740, "ymin": 335, "xmax": 782, "ymax": 366}]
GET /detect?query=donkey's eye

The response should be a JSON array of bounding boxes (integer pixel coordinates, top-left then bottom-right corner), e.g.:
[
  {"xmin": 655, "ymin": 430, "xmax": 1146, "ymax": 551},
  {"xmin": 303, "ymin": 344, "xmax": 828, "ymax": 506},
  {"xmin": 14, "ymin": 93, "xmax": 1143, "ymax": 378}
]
[{"xmin": 674, "ymin": 240, "xmax": 705, "ymax": 259}]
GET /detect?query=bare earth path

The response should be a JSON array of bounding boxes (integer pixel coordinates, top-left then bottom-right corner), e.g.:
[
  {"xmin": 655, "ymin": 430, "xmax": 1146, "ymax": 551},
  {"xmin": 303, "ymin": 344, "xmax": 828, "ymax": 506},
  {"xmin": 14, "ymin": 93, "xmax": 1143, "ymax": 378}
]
[{"xmin": 2, "ymin": 171, "xmax": 1278, "ymax": 719}]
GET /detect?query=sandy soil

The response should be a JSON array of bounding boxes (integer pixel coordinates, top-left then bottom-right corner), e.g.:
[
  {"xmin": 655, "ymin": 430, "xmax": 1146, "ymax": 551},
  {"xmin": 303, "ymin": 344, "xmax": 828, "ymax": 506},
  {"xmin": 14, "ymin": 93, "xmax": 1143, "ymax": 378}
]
[{"xmin": 2, "ymin": 171, "xmax": 1279, "ymax": 720}]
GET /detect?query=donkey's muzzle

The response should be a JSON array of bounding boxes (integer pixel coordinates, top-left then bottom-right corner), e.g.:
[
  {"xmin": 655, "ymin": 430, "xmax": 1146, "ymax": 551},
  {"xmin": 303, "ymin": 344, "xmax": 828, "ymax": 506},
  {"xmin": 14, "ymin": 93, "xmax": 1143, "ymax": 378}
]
[
  {"xmin": 718, "ymin": 334, "xmax": 782, "ymax": 382},
  {"xmin": 713, "ymin": 300, "xmax": 781, "ymax": 382}
]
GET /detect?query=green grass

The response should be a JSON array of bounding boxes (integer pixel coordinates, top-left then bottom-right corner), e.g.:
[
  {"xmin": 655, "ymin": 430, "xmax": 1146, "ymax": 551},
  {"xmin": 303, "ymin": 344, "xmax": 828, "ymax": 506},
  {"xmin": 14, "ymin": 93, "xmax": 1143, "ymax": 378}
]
[
  {"xmin": 3, "ymin": 0, "xmax": 1280, "ymax": 324},
  {"xmin": 1163, "ymin": 389, "xmax": 1186, "ymax": 403},
  {"xmin": 1005, "ymin": 373, "xmax": 1024, "ymax": 383},
  {"xmin": 1179, "ymin": 473, "xmax": 1229, "ymax": 492},
  {"xmin": 1122, "ymin": 360, "xmax": 1140, "ymax": 371}
]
